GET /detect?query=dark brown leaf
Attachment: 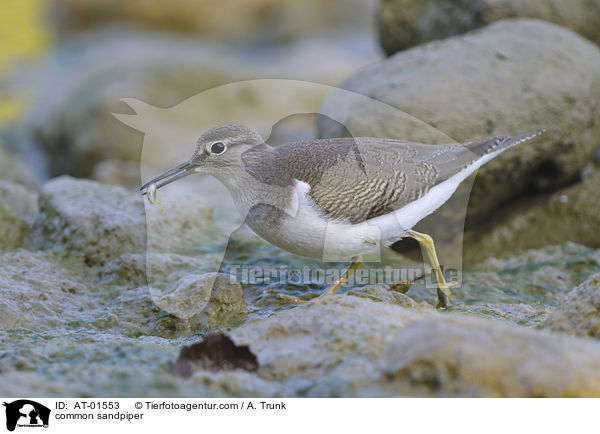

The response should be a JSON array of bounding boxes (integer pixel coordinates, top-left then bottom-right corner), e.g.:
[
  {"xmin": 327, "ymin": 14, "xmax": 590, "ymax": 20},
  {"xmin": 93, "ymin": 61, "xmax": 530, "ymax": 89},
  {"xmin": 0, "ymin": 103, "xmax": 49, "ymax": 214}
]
[{"xmin": 171, "ymin": 333, "xmax": 259, "ymax": 378}]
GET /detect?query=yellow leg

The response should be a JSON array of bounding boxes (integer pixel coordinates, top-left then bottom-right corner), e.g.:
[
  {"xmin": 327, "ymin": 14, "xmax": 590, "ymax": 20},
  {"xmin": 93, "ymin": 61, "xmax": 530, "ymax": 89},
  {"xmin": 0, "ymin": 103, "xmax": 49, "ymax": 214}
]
[
  {"xmin": 320, "ymin": 258, "xmax": 364, "ymax": 297},
  {"xmin": 408, "ymin": 230, "xmax": 452, "ymax": 308}
]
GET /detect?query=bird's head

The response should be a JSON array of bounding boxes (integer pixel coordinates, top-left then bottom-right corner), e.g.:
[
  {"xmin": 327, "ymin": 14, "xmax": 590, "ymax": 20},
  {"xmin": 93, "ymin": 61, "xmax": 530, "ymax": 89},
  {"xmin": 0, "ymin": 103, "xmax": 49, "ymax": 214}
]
[{"xmin": 141, "ymin": 124, "xmax": 265, "ymax": 195}]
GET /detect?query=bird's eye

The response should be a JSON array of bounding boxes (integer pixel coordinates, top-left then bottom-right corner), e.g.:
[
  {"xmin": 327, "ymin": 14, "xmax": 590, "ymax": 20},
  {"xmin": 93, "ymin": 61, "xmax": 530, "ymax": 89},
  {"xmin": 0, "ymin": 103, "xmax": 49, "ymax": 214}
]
[{"xmin": 210, "ymin": 142, "xmax": 226, "ymax": 155}]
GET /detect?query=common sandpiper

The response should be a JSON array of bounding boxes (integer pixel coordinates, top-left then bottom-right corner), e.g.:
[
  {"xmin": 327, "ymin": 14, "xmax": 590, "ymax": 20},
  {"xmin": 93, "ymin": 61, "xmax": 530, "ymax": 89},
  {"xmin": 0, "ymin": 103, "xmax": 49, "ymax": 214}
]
[{"xmin": 141, "ymin": 124, "xmax": 543, "ymax": 308}]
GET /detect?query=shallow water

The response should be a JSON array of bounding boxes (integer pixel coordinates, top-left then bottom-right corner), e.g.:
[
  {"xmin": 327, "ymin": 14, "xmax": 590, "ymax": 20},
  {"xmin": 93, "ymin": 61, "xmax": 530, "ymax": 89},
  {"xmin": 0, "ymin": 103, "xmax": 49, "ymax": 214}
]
[{"xmin": 221, "ymin": 238, "xmax": 600, "ymax": 327}]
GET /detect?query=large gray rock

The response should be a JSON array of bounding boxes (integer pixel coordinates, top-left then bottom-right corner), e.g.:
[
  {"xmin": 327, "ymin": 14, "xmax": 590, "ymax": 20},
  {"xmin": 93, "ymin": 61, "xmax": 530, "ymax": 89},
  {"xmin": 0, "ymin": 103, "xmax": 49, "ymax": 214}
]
[
  {"xmin": 31, "ymin": 176, "xmax": 146, "ymax": 265},
  {"xmin": 31, "ymin": 176, "xmax": 212, "ymax": 265},
  {"xmin": 0, "ymin": 250, "xmax": 94, "ymax": 330},
  {"xmin": 544, "ymin": 274, "xmax": 600, "ymax": 340},
  {"xmin": 231, "ymin": 296, "xmax": 423, "ymax": 391},
  {"xmin": 319, "ymin": 19, "xmax": 600, "ymax": 232},
  {"xmin": 227, "ymin": 295, "xmax": 600, "ymax": 396},
  {"xmin": 378, "ymin": 0, "xmax": 600, "ymax": 55},
  {"xmin": 231, "ymin": 296, "xmax": 418, "ymax": 377},
  {"xmin": 380, "ymin": 314, "xmax": 600, "ymax": 397},
  {"xmin": 0, "ymin": 250, "xmax": 236, "ymax": 339},
  {"xmin": 462, "ymin": 168, "xmax": 600, "ymax": 263}
]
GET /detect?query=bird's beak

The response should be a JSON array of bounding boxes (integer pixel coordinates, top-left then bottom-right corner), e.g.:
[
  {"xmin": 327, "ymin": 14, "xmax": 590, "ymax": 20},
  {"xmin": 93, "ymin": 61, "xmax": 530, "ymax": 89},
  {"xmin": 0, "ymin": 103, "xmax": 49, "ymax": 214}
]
[{"xmin": 140, "ymin": 159, "xmax": 198, "ymax": 196}]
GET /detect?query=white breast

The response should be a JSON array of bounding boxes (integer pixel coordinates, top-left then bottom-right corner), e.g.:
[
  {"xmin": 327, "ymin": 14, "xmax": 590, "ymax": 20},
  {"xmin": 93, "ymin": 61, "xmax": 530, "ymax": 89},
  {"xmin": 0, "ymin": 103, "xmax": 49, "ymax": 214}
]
[{"xmin": 259, "ymin": 181, "xmax": 382, "ymax": 262}]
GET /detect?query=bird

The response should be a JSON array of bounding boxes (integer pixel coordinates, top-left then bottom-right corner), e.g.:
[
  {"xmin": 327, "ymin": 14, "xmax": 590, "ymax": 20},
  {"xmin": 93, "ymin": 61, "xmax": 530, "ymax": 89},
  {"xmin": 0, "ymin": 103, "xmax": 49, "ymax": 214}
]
[{"xmin": 141, "ymin": 124, "xmax": 543, "ymax": 308}]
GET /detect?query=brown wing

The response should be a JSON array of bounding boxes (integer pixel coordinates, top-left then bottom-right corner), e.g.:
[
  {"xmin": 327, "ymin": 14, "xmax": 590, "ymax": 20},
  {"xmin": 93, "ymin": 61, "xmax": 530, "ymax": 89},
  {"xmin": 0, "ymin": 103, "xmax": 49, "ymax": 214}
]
[{"xmin": 275, "ymin": 135, "xmax": 525, "ymax": 224}]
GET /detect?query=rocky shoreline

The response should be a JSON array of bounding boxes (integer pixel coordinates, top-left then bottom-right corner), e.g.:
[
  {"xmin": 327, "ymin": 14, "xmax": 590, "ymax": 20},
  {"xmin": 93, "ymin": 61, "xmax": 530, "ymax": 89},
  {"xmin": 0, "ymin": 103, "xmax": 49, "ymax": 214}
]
[{"xmin": 1, "ymin": 0, "xmax": 599, "ymax": 397}]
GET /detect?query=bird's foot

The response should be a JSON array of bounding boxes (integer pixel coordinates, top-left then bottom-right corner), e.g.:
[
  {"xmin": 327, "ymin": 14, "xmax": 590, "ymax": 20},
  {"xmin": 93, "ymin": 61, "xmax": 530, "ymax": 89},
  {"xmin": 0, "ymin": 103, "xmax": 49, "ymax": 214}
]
[{"xmin": 435, "ymin": 284, "xmax": 452, "ymax": 309}]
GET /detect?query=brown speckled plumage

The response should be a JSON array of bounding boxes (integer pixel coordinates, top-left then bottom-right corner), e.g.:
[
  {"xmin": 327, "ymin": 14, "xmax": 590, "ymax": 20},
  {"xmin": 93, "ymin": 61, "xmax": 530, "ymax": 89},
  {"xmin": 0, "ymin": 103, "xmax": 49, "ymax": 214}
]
[{"xmin": 240, "ymin": 132, "xmax": 541, "ymax": 224}]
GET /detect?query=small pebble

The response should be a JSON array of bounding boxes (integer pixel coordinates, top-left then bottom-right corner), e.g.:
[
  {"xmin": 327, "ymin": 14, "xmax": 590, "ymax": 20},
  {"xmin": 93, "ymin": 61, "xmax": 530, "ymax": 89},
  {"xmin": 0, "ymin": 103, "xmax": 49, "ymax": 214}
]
[{"xmin": 559, "ymin": 195, "xmax": 568, "ymax": 203}]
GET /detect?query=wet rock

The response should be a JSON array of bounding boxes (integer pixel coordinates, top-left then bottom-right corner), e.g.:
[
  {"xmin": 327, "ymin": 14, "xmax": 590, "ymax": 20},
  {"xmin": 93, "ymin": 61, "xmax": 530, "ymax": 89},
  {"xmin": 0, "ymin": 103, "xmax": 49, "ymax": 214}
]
[
  {"xmin": 100, "ymin": 253, "xmax": 152, "ymax": 286},
  {"xmin": 379, "ymin": 314, "xmax": 600, "ymax": 397},
  {"xmin": 97, "ymin": 289, "xmax": 177, "ymax": 338},
  {"xmin": 192, "ymin": 273, "xmax": 245, "ymax": 326},
  {"xmin": 0, "ymin": 181, "xmax": 40, "ymax": 252},
  {"xmin": 101, "ymin": 285, "xmax": 188, "ymax": 338},
  {"xmin": 0, "ymin": 201, "xmax": 28, "ymax": 253},
  {"xmin": 0, "ymin": 180, "xmax": 39, "ymax": 226},
  {"xmin": 151, "ymin": 272, "xmax": 244, "ymax": 324},
  {"xmin": 228, "ymin": 294, "xmax": 600, "ymax": 396},
  {"xmin": 231, "ymin": 295, "xmax": 422, "ymax": 385},
  {"xmin": 0, "ymin": 250, "xmax": 94, "ymax": 330},
  {"xmin": 462, "ymin": 169, "xmax": 600, "ymax": 263},
  {"xmin": 439, "ymin": 243, "xmax": 600, "ymax": 326},
  {"xmin": 544, "ymin": 274, "xmax": 600, "ymax": 340},
  {"xmin": 0, "ymin": 331, "xmax": 213, "ymax": 397},
  {"xmin": 31, "ymin": 176, "xmax": 213, "ymax": 265},
  {"xmin": 347, "ymin": 284, "xmax": 418, "ymax": 308},
  {"xmin": 104, "ymin": 273, "xmax": 244, "ymax": 338},
  {"xmin": 378, "ymin": 0, "xmax": 600, "ymax": 55},
  {"xmin": 4, "ymin": 257, "xmax": 600, "ymax": 396},
  {"xmin": 189, "ymin": 370, "xmax": 284, "ymax": 397},
  {"xmin": 31, "ymin": 176, "xmax": 145, "ymax": 265},
  {"xmin": 319, "ymin": 19, "xmax": 600, "ymax": 233},
  {"xmin": 100, "ymin": 252, "xmax": 221, "ymax": 286}
]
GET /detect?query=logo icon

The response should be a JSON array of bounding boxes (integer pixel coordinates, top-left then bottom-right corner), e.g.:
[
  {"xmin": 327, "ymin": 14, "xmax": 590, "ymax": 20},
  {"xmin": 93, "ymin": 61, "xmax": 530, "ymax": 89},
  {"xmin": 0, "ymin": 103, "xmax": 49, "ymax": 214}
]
[{"xmin": 3, "ymin": 400, "xmax": 50, "ymax": 432}]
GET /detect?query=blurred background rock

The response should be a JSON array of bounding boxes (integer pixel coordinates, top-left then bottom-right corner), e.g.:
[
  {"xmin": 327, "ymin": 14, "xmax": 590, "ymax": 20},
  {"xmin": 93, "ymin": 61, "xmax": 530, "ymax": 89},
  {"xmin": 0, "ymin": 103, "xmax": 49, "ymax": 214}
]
[
  {"xmin": 50, "ymin": 0, "xmax": 373, "ymax": 42},
  {"xmin": 321, "ymin": 18, "xmax": 600, "ymax": 262},
  {"xmin": 0, "ymin": 0, "xmax": 380, "ymax": 180},
  {"xmin": 378, "ymin": 0, "xmax": 600, "ymax": 55}
]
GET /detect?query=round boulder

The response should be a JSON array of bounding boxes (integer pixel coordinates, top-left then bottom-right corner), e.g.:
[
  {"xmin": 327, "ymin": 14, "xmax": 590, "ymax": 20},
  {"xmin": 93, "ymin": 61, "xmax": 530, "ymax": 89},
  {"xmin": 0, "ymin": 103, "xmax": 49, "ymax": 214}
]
[
  {"xmin": 545, "ymin": 274, "xmax": 600, "ymax": 340},
  {"xmin": 378, "ymin": 0, "xmax": 600, "ymax": 55},
  {"xmin": 319, "ymin": 19, "xmax": 600, "ymax": 229}
]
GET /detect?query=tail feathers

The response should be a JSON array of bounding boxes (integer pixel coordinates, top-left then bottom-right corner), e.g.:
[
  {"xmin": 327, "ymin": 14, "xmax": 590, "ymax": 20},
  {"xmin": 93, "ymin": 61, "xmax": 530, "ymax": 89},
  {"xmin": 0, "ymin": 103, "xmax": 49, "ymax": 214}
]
[{"xmin": 465, "ymin": 129, "xmax": 545, "ymax": 157}]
